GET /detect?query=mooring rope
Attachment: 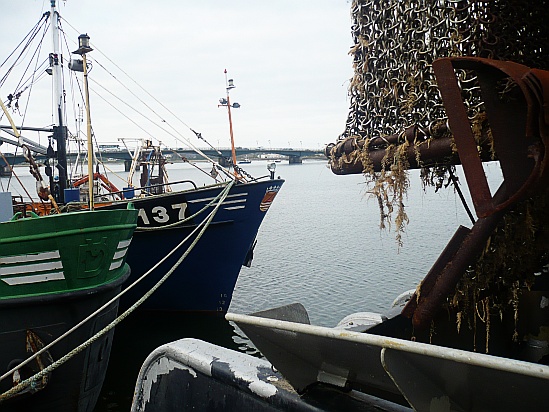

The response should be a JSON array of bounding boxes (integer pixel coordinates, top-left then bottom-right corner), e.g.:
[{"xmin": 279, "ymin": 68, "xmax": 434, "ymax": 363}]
[{"xmin": 0, "ymin": 179, "xmax": 235, "ymax": 402}]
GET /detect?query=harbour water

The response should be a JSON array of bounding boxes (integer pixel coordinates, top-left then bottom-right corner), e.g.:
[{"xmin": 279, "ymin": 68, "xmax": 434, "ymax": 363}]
[
  {"xmin": 229, "ymin": 159, "xmax": 476, "ymax": 326},
  {"xmin": 1, "ymin": 158, "xmax": 500, "ymax": 410},
  {"xmin": 97, "ymin": 158, "xmax": 493, "ymax": 411}
]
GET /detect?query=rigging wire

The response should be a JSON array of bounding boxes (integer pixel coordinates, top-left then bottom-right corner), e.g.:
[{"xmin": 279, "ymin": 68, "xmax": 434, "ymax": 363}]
[
  {"xmin": 2, "ymin": 10, "xmax": 247, "ymax": 200},
  {"xmin": 88, "ymin": 77, "xmax": 170, "ymax": 140},
  {"xmin": 85, "ymin": 77, "xmax": 232, "ymax": 183},
  {"xmin": 9, "ymin": 26, "xmax": 49, "ymax": 106},
  {"xmin": 86, "ymin": 70, "xmax": 225, "ymax": 170},
  {"xmin": 0, "ymin": 150, "xmax": 35, "ymax": 202},
  {"xmin": 0, "ymin": 14, "xmax": 50, "ymax": 188},
  {"xmin": 167, "ymin": 149, "xmax": 229, "ymax": 183},
  {"xmin": 0, "ymin": 12, "xmax": 49, "ymax": 86},
  {"xmin": 60, "ymin": 16, "xmax": 232, "ymax": 174},
  {"xmin": 90, "ymin": 85, "xmax": 152, "ymax": 139},
  {"xmin": 18, "ymin": 23, "xmax": 50, "ymax": 131},
  {"xmin": 17, "ymin": 15, "xmax": 239, "ymax": 187}
]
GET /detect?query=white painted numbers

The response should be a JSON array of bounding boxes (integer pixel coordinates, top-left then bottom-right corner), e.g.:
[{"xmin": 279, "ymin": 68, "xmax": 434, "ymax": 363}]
[
  {"xmin": 138, "ymin": 202, "xmax": 187, "ymax": 226},
  {"xmin": 218, "ymin": 293, "xmax": 228, "ymax": 311}
]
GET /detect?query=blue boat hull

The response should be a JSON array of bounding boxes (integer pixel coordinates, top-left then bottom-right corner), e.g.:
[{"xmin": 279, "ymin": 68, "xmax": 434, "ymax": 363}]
[{"xmin": 109, "ymin": 178, "xmax": 283, "ymax": 312}]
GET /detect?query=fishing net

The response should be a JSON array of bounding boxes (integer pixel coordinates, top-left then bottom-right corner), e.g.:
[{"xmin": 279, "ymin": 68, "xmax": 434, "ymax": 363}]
[
  {"xmin": 327, "ymin": 0, "xmax": 549, "ymax": 355},
  {"xmin": 326, "ymin": 0, "xmax": 549, "ymax": 243},
  {"xmin": 335, "ymin": 0, "xmax": 549, "ymax": 149}
]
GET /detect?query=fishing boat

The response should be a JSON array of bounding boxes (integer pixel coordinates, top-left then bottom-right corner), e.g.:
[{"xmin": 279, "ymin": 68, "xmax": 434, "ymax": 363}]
[
  {"xmin": 130, "ymin": 2, "xmax": 549, "ymax": 410},
  {"xmin": 0, "ymin": 3, "xmax": 139, "ymax": 411},
  {"xmin": 99, "ymin": 142, "xmax": 283, "ymax": 312},
  {"xmin": 0, "ymin": 3, "xmax": 283, "ymax": 313},
  {"xmin": 238, "ymin": 156, "xmax": 252, "ymax": 164},
  {"xmin": 0, "ymin": 203, "xmax": 137, "ymax": 412}
]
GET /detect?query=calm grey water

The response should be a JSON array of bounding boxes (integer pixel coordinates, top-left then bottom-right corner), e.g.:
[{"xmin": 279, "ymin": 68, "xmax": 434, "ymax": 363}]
[
  {"xmin": 1, "ymin": 158, "xmax": 501, "ymax": 410},
  {"xmin": 229, "ymin": 159, "xmax": 478, "ymax": 326}
]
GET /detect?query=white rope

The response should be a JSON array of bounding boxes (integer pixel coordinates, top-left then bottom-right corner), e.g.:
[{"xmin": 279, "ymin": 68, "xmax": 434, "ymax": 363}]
[{"xmin": 0, "ymin": 180, "xmax": 235, "ymax": 401}]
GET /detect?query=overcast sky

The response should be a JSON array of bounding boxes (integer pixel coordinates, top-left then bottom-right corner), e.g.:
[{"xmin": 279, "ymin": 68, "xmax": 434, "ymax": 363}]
[{"xmin": 2, "ymin": 1, "xmax": 353, "ymax": 151}]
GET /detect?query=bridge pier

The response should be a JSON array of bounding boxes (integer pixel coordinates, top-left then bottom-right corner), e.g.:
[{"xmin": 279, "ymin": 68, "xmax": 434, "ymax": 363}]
[
  {"xmin": 288, "ymin": 155, "xmax": 302, "ymax": 164},
  {"xmin": 218, "ymin": 156, "xmax": 230, "ymax": 168},
  {"xmin": 0, "ymin": 165, "xmax": 12, "ymax": 177},
  {"xmin": 124, "ymin": 160, "xmax": 140, "ymax": 172}
]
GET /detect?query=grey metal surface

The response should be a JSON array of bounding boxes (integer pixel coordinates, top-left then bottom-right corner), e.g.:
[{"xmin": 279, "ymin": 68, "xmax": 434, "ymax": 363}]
[
  {"xmin": 228, "ymin": 308, "xmax": 549, "ymax": 411},
  {"xmin": 0, "ymin": 192, "xmax": 13, "ymax": 222},
  {"xmin": 131, "ymin": 338, "xmax": 410, "ymax": 412},
  {"xmin": 382, "ymin": 347, "xmax": 549, "ymax": 411},
  {"xmin": 229, "ymin": 307, "xmax": 403, "ymax": 397}
]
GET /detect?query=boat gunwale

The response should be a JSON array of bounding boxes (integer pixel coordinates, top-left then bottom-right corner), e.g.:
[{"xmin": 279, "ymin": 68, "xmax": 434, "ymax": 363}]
[
  {"xmin": 117, "ymin": 176, "xmax": 285, "ymax": 202},
  {"xmin": 0, "ymin": 222, "xmax": 137, "ymax": 244}
]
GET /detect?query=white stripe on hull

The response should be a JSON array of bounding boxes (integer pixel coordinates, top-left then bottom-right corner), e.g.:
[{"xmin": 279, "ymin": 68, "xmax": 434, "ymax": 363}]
[
  {"xmin": 2, "ymin": 271, "xmax": 65, "ymax": 285},
  {"xmin": 188, "ymin": 192, "xmax": 248, "ymax": 204},
  {"xmin": 110, "ymin": 238, "xmax": 131, "ymax": 271},
  {"xmin": 109, "ymin": 260, "xmax": 124, "ymax": 271},
  {"xmin": 0, "ymin": 236, "xmax": 134, "ymax": 284},
  {"xmin": 113, "ymin": 247, "xmax": 129, "ymax": 260},
  {"xmin": 0, "ymin": 260, "xmax": 63, "ymax": 276},
  {"xmin": 0, "ymin": 250, "xmax": 61, "ymax": 265},
  {"xmin": 1, "ymin": 249, "xmax": 64, "ymax": 285},
  {"xmin": 118, "ymin": 239, "xmax": 132, "ymax": 249}
]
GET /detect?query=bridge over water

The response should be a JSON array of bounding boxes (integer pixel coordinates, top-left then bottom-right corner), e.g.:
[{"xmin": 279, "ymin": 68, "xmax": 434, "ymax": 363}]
[
  {"xmin": 162, "ymin": 147, "xmax": 325, "ymax": 166},
  {"xmin": 0, "ymin": 147, "xmax": 326, "ymax": 175}
]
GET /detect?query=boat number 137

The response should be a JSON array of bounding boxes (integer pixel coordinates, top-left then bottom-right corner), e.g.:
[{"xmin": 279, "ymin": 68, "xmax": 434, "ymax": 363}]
[{"xmin": 138, "ymin": 203, "xmax": 187, "ymax": 225}]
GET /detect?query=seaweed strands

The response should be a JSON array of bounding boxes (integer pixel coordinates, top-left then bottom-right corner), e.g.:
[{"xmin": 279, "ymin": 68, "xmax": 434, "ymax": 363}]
[
  {"xmin": 449, "ymin": 189, "xmax": 549, "ymax": 353},
  {"xmin": 399, "ymin": 56, "xmax": 549, "ymax": 360},
  {"xmin": 325, "ymin": 123, "xmax": 494, "ymax": 245},
  {"xmin": 325, "ymin": 0, "xmax": 549, "ymax": 358}
]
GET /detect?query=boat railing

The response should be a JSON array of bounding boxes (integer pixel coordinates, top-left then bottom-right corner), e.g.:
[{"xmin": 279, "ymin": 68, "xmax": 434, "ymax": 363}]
[{"xmin": 93, "ymin": 179, "xmax": 198, "ymax": 200}]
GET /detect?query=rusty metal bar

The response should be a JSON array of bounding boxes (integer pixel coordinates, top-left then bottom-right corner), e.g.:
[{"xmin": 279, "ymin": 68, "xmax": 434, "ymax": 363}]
[
  {"xmin": 433, "ymin": 58, "xmax": 494, "ymax": 217},
  {"xmin": 411, "ymin": 210, "xmax": 503, "ymax": 330},
  {"xmin": 401, "ymin": 225, "xmax": 470, "ymax": 319},
  {"xmin": 433, "ymin": 57, "xmax": 548, "ymax": 217},
  {"xmin": 327, "ymin": 124, "xmax": 494, "ymax": 175},
  {"xmin": 403, "ymin": 57, "xmax": 549, "ymax": 328}
]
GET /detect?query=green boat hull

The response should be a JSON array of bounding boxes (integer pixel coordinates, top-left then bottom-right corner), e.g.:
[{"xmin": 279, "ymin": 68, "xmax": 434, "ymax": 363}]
[
  {"xmin": 0, "ymin": 208, "xmax": 137, "ymax": 411},
  {"xmin": 0, "ymin": 209, "xmax": 137, "ymax": 300}
]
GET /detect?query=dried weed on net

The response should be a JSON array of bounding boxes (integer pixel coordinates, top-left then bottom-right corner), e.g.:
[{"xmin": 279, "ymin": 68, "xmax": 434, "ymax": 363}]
[
  {"xmin": 420, "ymin": 165, "xmax": 454, "ymax": 193},
  {"xmin": 362, "ymin": 141, "xmax": 410, "ymax": 248}
]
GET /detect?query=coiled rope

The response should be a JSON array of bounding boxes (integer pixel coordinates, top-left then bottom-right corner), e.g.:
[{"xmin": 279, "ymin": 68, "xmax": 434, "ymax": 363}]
[{"xmin": 0, "ymin": 179, "xmax": 235, "ymax": 402}]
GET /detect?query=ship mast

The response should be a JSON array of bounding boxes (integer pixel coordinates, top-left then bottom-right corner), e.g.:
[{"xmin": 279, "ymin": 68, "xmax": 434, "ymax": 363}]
[
  {"xmin": 49, "ymin": 0, "xmax": 69, "ymax": 203},
  {"xmin": 50, "ymin": 0, "xmax": 64, "ymax": 127},
  {"xmin": 73, "ymin": 34, "xmax": 94, "ymax": 209},
  {"xmin": 218, "ymin": 69, "xmax": 241, "ymax": 178}
]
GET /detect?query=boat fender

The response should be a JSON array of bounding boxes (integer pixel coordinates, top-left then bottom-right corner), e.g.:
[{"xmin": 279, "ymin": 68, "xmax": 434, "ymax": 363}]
[
  {"xmin": 391, "ymin": 289, "xmax": 416, "ymax": 308},
  {"xmin": 335, "ymin": 312, "xmax": 387, "ymax": 332}
]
